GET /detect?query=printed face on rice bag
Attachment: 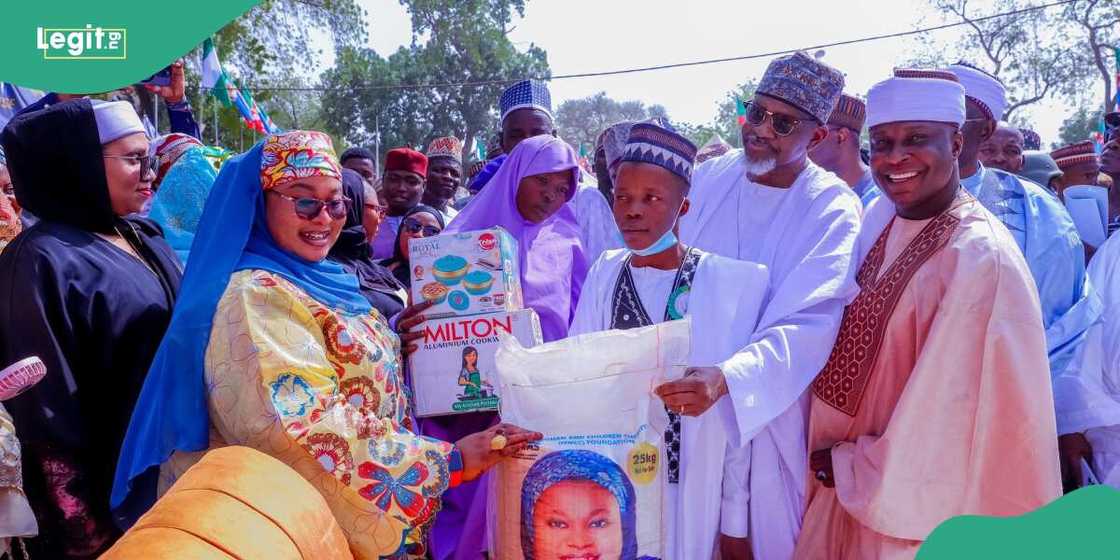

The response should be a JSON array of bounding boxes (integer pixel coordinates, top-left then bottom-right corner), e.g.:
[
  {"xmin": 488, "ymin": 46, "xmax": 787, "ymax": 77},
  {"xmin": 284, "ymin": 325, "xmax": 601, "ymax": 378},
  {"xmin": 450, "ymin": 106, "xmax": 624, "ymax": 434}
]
[{"xmin": 521, "ymin": 450, "xmax": 636, "ymax": 560}]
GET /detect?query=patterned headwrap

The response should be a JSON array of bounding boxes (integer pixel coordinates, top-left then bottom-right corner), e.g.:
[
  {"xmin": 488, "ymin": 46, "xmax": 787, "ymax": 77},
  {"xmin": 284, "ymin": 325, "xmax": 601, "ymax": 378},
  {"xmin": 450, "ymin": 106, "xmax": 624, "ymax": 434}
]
[
  {"xmin": 1050, "ymin": 141, "xmax": 1099, "ymax": 171},
  {"xmin": 427, "ymin": 136, "xmax": 463, "ymax": 163},
  {"xmin": 259, "ymin": 130, "xmax": 341, "ymax": 190},
  {"xmin": 520, "ymin": 450, "xmax": 637, "ymax": 559},
  {"xmin": 154, "ymin": 133, "xmax": 205, "ymax": 187},
  {"xmin": 621, "ymin": 122, "xmax": 698, "ymax": 185},
  {"xmin": 500, "ymin": 79, "xmax": 553, "ymax": 121},
  {"xmin": 757, "ymin": 52, "xmax": 845, "ymax": 124},
  {"xmin": 1020, "ymin": 128, "xmax": 1042, "ymax": 151}
]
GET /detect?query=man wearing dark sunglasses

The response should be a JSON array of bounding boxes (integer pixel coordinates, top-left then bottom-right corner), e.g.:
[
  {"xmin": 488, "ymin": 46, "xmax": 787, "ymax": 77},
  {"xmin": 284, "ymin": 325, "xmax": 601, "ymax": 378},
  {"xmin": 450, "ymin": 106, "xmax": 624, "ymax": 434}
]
[
  {"xmin": 371, "ymin": 147, "xmax": 428, "ymax": 259},
  {"xmin": 678, "ymin": 51, "xmax": 863, "ymax": 560}
]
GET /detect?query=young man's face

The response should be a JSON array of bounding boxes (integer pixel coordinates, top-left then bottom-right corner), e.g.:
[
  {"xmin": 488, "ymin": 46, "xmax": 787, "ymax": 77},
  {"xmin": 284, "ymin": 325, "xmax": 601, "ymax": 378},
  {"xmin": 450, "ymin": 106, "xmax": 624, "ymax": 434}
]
[
  {"xmin": 978, "ymin": 127, "xmax": 1025, "ymax": 173},
  {"xmin": 1061, "ymin": 161, "xmax": 1102, "ymax": 187},
  {"xmin": 869, "ymin": 121, "xmax": 963, "ymax": 214},
  {"xmin": 425, "ymin": 157, "xmax": 462, "ymax": 202},
  {"xmin": 502, "ymin": 108, "xmax": 555, "ymax": 154},
  {"xmin": 381, "ymin": 169, "xmax": 424, "ymax": 215},
  {"xmin": 612, "ymin": 162, "xmax": 689, "ymax": 251},
  {"xmin": 343, "ymin": 157, "xmax": 377, "ymax": 183}
]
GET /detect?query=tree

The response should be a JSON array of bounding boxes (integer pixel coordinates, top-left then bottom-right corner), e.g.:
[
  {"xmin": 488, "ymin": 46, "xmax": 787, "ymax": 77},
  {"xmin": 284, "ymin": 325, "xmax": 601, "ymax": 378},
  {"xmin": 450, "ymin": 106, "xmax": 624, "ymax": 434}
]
[
  {"xmin": 1056, "ymin": 106, "xmax": 1104, "ymax": 149},
  {"xmin": 174, "ymin": 0, "xmax": 367, "ymax": 148},
  {"xmin": 320, "ymin": 0, "xmax": 550, "ymax": 163},
  {"xmin": 1064, "ymin": 0, "xmax": 1120, "ymax": 115},
  {"xmin": 676, "ymin": 81, "xmax": 757, "ymax": 149},
  {"xmin": 912, "ymin": 0, "xmax": 1109, "ymax": 120},
  {"xmin": 554, "ymin": 92, "xmax": 669, "ymax": 153}
]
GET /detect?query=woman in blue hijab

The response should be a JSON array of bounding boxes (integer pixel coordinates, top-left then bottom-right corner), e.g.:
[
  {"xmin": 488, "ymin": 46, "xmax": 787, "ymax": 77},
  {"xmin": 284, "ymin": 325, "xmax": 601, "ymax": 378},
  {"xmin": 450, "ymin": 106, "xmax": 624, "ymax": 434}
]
[{"xmin": 112, "ymin": 130, "xmax": 540, "ymax": 559}]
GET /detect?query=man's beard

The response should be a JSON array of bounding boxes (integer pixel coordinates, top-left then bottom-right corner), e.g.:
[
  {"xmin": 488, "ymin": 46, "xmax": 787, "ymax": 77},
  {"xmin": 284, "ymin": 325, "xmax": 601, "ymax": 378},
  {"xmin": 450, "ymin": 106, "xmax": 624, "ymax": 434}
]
[{"xmin": 743, "ymin": 153, "xmax": 777, "ymax": 178}]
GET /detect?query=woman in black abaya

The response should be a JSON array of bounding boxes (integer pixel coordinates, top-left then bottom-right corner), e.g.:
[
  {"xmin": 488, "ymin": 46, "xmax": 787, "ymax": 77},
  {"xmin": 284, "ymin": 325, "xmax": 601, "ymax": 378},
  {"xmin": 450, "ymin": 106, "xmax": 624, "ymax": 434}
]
[{"xmin": 0, "ymin": 99, "xmax": 182, "ymax": 558}]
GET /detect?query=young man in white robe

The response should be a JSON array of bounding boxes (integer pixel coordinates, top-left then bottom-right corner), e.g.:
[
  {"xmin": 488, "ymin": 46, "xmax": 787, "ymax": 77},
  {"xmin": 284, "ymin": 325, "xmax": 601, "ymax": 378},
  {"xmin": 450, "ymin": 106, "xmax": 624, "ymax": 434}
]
[
  {"xmin": 569, "ymin": 122, "xmax": 770, "ymax": 560},
  {"xmin": 678, "ymin": 51, "xmax": 863, "ymax": 559}
]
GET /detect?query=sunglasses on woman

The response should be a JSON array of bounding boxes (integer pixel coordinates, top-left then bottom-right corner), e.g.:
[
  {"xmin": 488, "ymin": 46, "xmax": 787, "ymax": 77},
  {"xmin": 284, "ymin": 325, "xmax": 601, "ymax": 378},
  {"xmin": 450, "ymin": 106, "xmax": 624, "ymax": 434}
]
[
  {"xmin": 402, "ymin": 217, "xmax": 442, "ymax": 237},
  {"xmin": 269, "ymin": 191, "xmax": 352, "ymax": 220},
  {"xmin": 744, "ymin": 101, "xmax": 807, "ymax": 137},
  {"xmin": 103, "ymin": 152, "xmax": 159, "ymax": 175}
]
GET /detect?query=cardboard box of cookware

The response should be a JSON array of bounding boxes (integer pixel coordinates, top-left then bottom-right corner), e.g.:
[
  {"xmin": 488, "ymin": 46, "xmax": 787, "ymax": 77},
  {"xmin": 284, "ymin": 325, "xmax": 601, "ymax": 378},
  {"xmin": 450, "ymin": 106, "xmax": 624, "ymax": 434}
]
[{"xmin": 407, "ymin": 227, "xmax": 541, "ymax": 417}]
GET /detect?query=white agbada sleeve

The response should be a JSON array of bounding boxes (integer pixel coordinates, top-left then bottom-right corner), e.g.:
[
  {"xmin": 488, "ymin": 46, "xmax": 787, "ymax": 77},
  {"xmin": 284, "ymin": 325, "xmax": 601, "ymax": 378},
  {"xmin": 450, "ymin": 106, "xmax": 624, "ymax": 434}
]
[
  {"xmin": 1053, "ymin": 234, "xmax": 1120, "ymax": 485},
  {"xmin": 716, "ymin": 189, "xmax": 862, "ymax": 439}
]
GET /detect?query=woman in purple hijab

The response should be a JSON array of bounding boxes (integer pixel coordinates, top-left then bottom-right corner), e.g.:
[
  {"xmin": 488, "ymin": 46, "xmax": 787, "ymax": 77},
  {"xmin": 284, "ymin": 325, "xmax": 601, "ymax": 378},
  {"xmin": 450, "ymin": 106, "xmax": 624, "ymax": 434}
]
[
  {"xmin": 445, "ymin": 134, "xmax": 588, "ymax": 342},
  {"xmin": 422, "ymin": 135, "xmax": 588, "ymax": 559}
]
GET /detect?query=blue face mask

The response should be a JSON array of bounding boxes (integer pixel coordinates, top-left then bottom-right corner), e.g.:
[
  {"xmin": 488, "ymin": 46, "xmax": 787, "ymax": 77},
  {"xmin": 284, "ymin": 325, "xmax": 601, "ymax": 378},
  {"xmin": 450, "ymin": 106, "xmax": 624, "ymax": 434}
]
[
  {"xmin": 621, "ymin": 201, "xmax": 685, "ymax": 257},
  {"xmin": 631, "ymin": 228, "xmax": 678, "ymax": 256}
]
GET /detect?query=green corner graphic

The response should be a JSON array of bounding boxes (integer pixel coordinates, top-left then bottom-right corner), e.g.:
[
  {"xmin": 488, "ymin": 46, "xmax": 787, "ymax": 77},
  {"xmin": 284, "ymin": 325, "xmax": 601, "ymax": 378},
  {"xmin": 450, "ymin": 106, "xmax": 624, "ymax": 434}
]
[
  {"xmin": 1, "ymin": 1, "xmax": 259, "ymax": 92},
  {"xmin": 918, "ymin": 485, "xmax": 1120, "ymax": 559}
]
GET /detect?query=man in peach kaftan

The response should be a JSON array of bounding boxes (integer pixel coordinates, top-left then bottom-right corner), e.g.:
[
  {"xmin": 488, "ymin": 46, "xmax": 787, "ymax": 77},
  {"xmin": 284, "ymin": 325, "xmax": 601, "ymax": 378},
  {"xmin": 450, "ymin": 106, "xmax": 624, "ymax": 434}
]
[{"xmin": 794, "ymin": 69, "xmax": 1062, "ymax": 560}]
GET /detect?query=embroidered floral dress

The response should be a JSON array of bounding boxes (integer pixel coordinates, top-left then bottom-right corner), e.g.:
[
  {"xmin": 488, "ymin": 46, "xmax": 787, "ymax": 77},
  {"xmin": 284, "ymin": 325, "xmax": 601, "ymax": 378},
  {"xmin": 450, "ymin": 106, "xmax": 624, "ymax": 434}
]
[{"xmin": 163, "ymin": 269, "xmax": 462, "ymax": 559}]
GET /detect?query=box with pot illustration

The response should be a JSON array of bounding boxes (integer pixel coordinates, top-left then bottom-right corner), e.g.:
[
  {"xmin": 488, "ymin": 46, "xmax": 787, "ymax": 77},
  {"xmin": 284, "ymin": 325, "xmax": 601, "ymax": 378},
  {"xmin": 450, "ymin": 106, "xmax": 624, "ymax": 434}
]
[
  {"xmin": 409, "ymin": 309, "xmax": 542, "ymax": 417},
  {"xmin": 408, "ymin": 227, "xmax": 523, "ymax": 318}
]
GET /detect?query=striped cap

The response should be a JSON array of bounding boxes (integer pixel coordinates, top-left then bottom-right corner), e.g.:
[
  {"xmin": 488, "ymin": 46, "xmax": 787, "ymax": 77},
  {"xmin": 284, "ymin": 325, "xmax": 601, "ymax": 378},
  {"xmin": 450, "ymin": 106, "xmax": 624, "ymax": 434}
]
[
  {"xmin": 621, "ymin": 123, "xmax": 697, "ymax": 184},
  {"xmin": 828, "ymin": 93, "xmax": 866, "ymax": 131},
  {"xmin": 1050, "ymin": 141, "xmax": 1099, "ymax": 170}
]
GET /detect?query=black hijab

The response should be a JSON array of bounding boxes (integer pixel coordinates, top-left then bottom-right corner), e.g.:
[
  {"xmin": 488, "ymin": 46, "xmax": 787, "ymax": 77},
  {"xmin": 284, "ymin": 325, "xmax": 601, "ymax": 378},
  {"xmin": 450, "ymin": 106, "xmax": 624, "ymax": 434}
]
[
  {"xmin": 0, "ymin": 99, "xmax": 182, "ymax": 556},
  {"xmin": 328, "ymin": 168, "xmax": 408, "ymax": 318},
  {"xmin": 381, "ymin": 203, "xmax": 446, "ymax": 288},
  {"xmin": 2, "ymin": 98, "xmax": 117, "ymax": 233}
]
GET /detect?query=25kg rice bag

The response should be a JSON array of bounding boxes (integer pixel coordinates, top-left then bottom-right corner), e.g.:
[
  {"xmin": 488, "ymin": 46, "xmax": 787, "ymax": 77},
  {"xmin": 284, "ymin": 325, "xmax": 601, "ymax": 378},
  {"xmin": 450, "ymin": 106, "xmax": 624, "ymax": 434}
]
[{"xmin": 491, "ymin": 319, "xmax": 691, "ymax": 560}]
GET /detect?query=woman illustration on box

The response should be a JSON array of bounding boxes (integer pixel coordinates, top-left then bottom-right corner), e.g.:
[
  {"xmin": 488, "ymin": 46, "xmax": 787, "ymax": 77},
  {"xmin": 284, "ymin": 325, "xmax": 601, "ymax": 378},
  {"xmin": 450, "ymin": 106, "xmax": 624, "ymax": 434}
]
[
  {"xmin": 457, "ymin": 346, "xmax": 491, "ymax": 401},
  {"xmin": 521, "ymin": 449, "xmax": 652, "ymax": 560}
]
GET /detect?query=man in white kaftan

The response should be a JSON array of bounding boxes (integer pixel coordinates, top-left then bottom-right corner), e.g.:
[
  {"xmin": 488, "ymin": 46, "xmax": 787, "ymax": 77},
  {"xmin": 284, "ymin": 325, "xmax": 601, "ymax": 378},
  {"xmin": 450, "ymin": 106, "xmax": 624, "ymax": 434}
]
[
  {"xmin": 678, "ymin": 53, "xmax": 862, "ymax": 560},
  {"xmin": 569, "ymin": 122, "xmax": 770, "ymax": 559}
]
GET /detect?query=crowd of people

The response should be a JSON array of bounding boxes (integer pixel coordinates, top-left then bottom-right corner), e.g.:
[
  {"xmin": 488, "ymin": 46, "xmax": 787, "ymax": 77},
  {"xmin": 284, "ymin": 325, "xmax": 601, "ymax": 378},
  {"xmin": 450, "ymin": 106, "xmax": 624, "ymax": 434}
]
[{"xmin": 0, "ymin": 48, "xmax": 1118, "ymax": 560}]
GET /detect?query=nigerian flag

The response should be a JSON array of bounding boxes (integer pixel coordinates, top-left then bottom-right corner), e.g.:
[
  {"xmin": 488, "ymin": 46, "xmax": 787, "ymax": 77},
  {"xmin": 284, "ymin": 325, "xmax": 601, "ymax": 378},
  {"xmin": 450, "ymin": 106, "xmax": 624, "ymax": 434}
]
[
  {"xmin": 200, "ymin": 38, "xmax": 240, "ymax": 109},
  {"xmin": 200, "ymin": 39, "xmax": 222, "ymax": 90}
]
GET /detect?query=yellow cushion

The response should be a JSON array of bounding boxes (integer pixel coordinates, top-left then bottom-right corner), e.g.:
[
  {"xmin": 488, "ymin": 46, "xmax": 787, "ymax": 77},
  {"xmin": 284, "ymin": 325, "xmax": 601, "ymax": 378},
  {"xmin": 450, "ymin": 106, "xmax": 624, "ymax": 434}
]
[{"xmin": 102, "ymin": 446, "xmax": 353, "ymax": 560}]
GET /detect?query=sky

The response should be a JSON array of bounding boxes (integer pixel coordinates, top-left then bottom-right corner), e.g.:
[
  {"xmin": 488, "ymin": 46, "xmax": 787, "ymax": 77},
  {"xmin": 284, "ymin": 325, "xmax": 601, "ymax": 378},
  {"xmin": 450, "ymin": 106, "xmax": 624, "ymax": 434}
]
[{"xmin": 345, "ymin": 0, "xmax": 1074, "ymax": 144}]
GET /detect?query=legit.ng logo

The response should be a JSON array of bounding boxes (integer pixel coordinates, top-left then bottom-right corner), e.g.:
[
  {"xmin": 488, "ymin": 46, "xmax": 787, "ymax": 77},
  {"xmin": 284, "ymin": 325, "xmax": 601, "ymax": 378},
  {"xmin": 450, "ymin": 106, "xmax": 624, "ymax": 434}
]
[{"xmin": 36, "ymin": 25, "xmax": 126, "ymax": 60}]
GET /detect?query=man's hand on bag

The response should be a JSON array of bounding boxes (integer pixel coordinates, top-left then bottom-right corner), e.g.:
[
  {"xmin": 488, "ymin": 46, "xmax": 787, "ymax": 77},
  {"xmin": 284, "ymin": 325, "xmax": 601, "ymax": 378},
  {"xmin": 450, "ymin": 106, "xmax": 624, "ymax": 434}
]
[{"xmin": 654, "ymin": 366, "xmax": 728, "ymax": 416}]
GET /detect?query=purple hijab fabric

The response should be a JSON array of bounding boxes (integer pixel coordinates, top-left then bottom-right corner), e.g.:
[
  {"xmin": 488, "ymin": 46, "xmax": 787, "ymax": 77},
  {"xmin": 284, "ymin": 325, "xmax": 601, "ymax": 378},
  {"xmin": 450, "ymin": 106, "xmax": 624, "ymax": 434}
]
[{"xmin": 445, "ymin": 135, "xmax": 588, "ymax": 342}]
